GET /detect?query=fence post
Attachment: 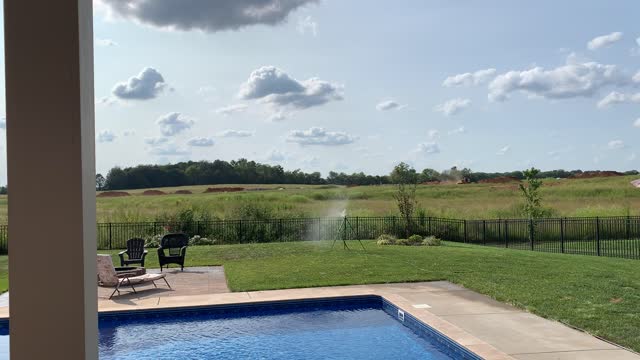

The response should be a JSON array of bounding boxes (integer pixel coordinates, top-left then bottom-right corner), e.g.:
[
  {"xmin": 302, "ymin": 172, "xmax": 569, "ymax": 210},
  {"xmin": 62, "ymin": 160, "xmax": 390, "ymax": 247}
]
[
  {"xmin": 463, "ymin": 220, "xmax": 468, "ymax": 243},
  {"xmin": 482, "ymin": 220, "xmax": 486, "ymax": 245},
  {"xmin": 108, "ymin": 222, "xmax": 113, "ymax": 250},
  {"xmin": 355, "ymin": 216, "xmax": 360, "ymax": 240},
  {"xmin": 195, "ymin": 221, "xmax": 200, "ymax": 236},
  {"xmin": 317, "ymin": 218, "xmax": 321, "ymax": 241},
  {"xmin": 529, "ymin": 218, "xmax": 534, "ymax": 251},
  {"xmin": 428, "ymin": 216, "xmax": 432, "ymax": 235},
  {"xmin": 560, "ymin": 218, "xmax": 565, "ymax": 253},
  {"xmin": 504, "ymin": 219, "xmax": 509, "ymax": 248},
  {"xmin": 596, "ymin": 217, "xmax": 601, "ymax": 256},
  {"xmin": 626, "ymin": 215, "xmax": 631, "ymax": 241}
]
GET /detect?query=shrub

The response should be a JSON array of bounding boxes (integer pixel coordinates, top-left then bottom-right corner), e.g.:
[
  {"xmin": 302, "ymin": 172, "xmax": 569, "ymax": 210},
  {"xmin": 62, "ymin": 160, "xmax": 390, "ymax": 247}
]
[
  {"xmin": 376, "ymin": 234, "xmax": 397, "ymax": 245},
  {"xmin": 407, "ymin": 234, "xmax": 423, "ymax": 245},
  {"xmin": 422, "ymin": 236, "xmax": 441, "ymax": 246},
  {"xmin": 189, "ymin": 235, "xmax": 217, "ymax": 246},
  {"xmin": 143, "ymin": 234, "xmax": 162, "ymax": 248},
  {"xmin": 396, "ymin": 238, "xmax": 410, "ymax": 245}
]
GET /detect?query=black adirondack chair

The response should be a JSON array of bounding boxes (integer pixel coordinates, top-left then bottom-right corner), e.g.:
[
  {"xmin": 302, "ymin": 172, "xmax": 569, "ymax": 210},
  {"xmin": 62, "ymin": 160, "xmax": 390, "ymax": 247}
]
[
  {"xmin": 118, "ymin": 238, "xmax": 148, "ymax": 267},
  {"xmin": 158, "ymin": 233, "xmax": 189, "ymax": 271}
]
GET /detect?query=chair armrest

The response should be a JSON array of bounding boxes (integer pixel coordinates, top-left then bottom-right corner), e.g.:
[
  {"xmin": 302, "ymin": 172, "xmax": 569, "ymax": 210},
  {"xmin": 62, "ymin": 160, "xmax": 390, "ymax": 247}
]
[
  {"xmin": 157, "ymin": 247, "xmax": 165, "ymax": 257},
  {"xmin": 118, "ymin": 251, "xmax": 127, "ymax": 263},
  {"xmin": 118, "ymin": 250, "xmax": 127, "ymax": 256},
  {"xmin": 180, "ymin": 246, "xmax": 188, "ymax": 256},
  {"xmin": 141, "ymin": 250, "xmax": 148, "ymax": 259}
]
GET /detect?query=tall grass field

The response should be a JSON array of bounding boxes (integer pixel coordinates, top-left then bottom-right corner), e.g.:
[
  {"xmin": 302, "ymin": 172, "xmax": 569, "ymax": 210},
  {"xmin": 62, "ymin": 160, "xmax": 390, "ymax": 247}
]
[{"xmin": 0, "ymin": 175, "xmax": 639, "ymax": 223}]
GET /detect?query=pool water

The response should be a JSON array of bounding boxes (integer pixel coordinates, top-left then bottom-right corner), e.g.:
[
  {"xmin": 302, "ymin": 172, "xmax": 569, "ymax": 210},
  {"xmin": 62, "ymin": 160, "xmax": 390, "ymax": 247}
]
[{"xmin": 0, "ymin": 297, "xmax": 474, "ymax": 359}]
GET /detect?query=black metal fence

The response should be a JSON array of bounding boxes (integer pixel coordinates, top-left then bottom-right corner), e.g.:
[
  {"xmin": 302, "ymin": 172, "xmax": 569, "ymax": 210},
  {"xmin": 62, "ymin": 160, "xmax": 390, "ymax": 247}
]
[{"xmin": 1, "ymin": 216, "xmax": 640, "ymax": 260}]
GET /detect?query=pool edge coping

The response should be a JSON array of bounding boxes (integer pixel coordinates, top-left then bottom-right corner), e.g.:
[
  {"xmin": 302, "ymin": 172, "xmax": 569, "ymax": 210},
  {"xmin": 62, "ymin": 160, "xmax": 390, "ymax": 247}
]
[{"xmin": 0, "ymin": 289, "xmax": 512, "ymax": 360}]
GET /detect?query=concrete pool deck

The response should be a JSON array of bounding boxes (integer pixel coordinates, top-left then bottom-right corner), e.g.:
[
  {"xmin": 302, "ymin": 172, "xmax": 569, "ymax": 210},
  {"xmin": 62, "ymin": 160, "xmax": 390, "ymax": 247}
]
[{"xmin": 1, "ymin": 268, "xmax": 638, "ymax": 360}]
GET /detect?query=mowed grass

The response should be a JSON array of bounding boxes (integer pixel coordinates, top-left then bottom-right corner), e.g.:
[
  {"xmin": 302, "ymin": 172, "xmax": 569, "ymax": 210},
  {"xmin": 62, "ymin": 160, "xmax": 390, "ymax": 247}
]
[
  {"xmin": 1, "ymin": 176, "xmax": 640, "ymax": 222},
  {"xmin": 0, "ymin": 256, "xmax": 6, "ymax": 294},
  {"xmin": 90, "ymin": 241, "xmax": 640, "ymax": 351},
  {"xmin": 2, "ymin": 242, "xmax": 640, "ymax": 350}
]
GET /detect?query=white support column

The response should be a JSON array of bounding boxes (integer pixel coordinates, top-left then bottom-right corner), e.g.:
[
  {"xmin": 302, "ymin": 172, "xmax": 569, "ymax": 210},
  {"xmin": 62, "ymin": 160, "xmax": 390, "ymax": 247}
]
[{"xmin": 4, "ymin": 0, "xmax": 97, "ymax": 359}]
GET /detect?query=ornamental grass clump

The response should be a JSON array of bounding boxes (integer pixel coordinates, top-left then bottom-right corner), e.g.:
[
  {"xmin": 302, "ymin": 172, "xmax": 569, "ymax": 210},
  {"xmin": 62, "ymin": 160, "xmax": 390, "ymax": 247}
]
[{"xmin": 376, "ymin": 234, "xmax": 397, "ymax": 245}]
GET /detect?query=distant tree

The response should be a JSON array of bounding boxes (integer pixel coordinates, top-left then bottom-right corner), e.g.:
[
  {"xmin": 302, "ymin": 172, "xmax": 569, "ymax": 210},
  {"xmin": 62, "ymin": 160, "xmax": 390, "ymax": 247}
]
[
  {"xmin": 519, "ymin": 167, "xmax": 544, "ymax": 219},
  {"xmin": 96, "ymin": 173, "xmax": 106, "ymax": 191},
  {"xmin": 0, "ymin": 186, "xmax": 7, "ymax": 195},
  {"xmin": 418, "ymin": 168, "xmax": 440, "ymax": 183},
  {"xmin": 391, "ymin": 162, "xmax": 418, "ymax": 236}
]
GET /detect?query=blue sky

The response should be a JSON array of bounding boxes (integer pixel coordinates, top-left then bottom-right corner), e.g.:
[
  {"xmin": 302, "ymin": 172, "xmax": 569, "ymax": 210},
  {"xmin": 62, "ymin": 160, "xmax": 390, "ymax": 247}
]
[{"xmin": 1, "ymin": 0, "xmax": 640, "ymax": 184}]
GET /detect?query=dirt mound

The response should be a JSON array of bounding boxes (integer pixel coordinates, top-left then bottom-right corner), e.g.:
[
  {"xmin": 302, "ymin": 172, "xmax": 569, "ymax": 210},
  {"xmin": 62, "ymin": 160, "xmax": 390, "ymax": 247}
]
[
  {"xmin": 203, "ymin": 187, "xmax": 244, "ymax": 193},
  {"xmin": 97, "ymin": 191, "xmax": 130, "ymax": 198},
  {"xmin": 479, "ymin": 176, "xmax": 520, "ymax": 184},
  {"xmin": 174, "ymin": 190, "xmax": 193, "ymax": 195},
  {"xmin": 142, "ymin": 190, "xmax": 167, "ymax": 196},
  {"xmin": 570, "ymin": 171, "xmax": 624, "ymax": 179}
]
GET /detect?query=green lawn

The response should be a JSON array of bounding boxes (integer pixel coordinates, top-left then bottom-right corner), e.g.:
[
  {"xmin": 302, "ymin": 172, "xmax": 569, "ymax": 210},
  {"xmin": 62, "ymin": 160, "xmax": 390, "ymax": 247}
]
[{"xmin": 2, "ymin": 242, "xmax": 640, "ymax": 351}]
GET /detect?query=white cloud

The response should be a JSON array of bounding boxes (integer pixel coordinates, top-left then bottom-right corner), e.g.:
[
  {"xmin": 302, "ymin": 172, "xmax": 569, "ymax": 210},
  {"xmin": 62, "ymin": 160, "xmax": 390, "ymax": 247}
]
[
  {"xmin": 496, "ymin": 145, "xmax": 510, "ymax": 155},
  {"xmin": 239, "ymin": 66, "xmax": 343, "ymax": 109},
  {"xmin": 97, "ymin": 129, "xmax": 117, "ymax": 143},
  {"xmin": 297, "ymin": 15, "xmax": 317, "ymax": 36},
  {"xmin": 148, "ymin": 143, "xmax": 190, "ymax": 156},
  {"xmin": 427, "ymin": 129, "xmax": 440, "ymax": 140},
  {"xmin": 443, "ymin": 68, "xmax": 496, "ymax": 87},
  {"xmin": 216, "ymin": 129, "xmax": 254, "ymax": 138},
  {"xmin": 144, "ymin": 137, "xmax": 169, "ymax": 146},
  {"xmin": 156, "ymin": 112, "xmax": 194, "ymax": 136},
  {"xmin": 587, "ymin": 32, "xmax": 623, "ymax": 50},
  {"xmin": 607, "ymin": 140, "xmax": 626, "ymax": 150},
  {"xmin": 265, "ymin": 149, "xmax": 286, "ymax": 162},
  {"xmin": 448, "ymin": 126, "xmax": 466, "ymax": 135},
  {"xmin": 98, "ymin": 0, "xmax": 318, "ymax": 33},
  {"xmin": 634, "ymin": 118, "xmax": 640, "ymax": 128},
  {"xmin": 628, "ymin": 153, "xmax": 637, "ymax": 161},
  {"xmin": 286, "ymin": 127, "xmax": 356, "ymax": 146},
  {"xmin": 488, "ymin": 57, "xmax": 631, "ymax": 102},
  {"xmin": 637, "ymin": 37, "xmax": 640, "ymax": 47},
  {"xmin": 634, "ymin": 71, "xmax": 640, "ymax": 83},
  {"xmin": 413, "ymin": 142, "xmax": 440, "ymax": 155},
  {"xmin": 597, "ymin": 91, "xmax": 640, "ymax": 108},
  {"xmin": 434, "ymin": 98, "xmax": 471, "ymax": 116},
  {"xmin": 0, "ymin": 118, "xmax": 5, "ymax": 130},
  {"xmin": 376, "ymin": 100, "xmax": 405, "ymax": 111},
  {"xmin": 215, "ymin": 104, "xmax": 248, "ymax": 116},
  {"xmin": 96, "ymin": 38, "xmax": 118, "ymax": 46},
  {"xmin": 187, "ymin": 137, "xmax": 215, "ymax": 147},
  {"xmin": 112, "ymin": 67, "xmax": 167, "ymax": 100},
  {"xmin": 267, "ymin": 111, "xmax": 287, "ymax": 122},
  {"xmin": 122, "ymin": 129, "xmax": 136, "ymax": 136}
]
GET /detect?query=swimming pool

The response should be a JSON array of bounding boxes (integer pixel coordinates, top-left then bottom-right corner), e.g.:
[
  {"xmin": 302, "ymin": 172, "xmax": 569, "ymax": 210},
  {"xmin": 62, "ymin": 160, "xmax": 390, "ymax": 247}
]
[{"xmin": 0, "ymin": 296, "xmax": 480, "ymax": 359}]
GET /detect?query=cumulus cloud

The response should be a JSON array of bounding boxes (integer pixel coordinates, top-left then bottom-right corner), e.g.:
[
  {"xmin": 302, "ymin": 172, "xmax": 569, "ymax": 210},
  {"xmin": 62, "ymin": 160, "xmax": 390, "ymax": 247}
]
[
  {"xmin": 98, "ymin": 0, "xmax": 318, "ymax": 33},
  {"xmin": 634, "ymin": 118, "xmax": 640, "ymax": 128},
  {"xmin": 122, "ymin": 129, "xmax": 136, "ymax": 136},
  {"xmin": 187, "ymin": 137, "xmax": 215, "ymax": 147},
  {"xmin": 607, "ymin": 140, "xmax": 626, "ymax": 150},
  {"xmin": 496, "ymin": 145, "xmax": 510, "ymax": 155},
  {"xmin": 112, "ymin": 67, "xmax": 167, "ymax": 100},
  {"xmin": 488, "ymin": 57, "xmax": 631, "ymax": 102},
  {"xmin": 634, "ymin": 71, "xmax": 640, "ymax": 83},
  {"xmin": 587, "ymin": 32, "xmax": 623, "ymax": 50},
  {"xmin": 144, "ymin": 137, "xmax": 170, "ymax": 146},
  {"xmin": 97, "ymin": 129, "xmax": 117, "ymax": 143},
  {"xmin": 443, "ymin": 68, "xmax": 496, "ymax": 87},
  {"xmin": 267, "ymin": 111, "xmax": 287, "ymax": 122},
  {"xmin": 448, "ymin": 126, "xmax": 466, "ymax": 135},
  {"xmin": 297, "ymin": 15, "xmax": 317, "ymax": 36},
  {"xmin": 156, "ymin": 112, "xmax": 194, "ymax": 136},
  {"xmin": 413, "ymin": 142, "xmax": 440, "ymax": 155},
  {"xmin": 427, "ymin": 129, "xmax": 440, "ymax": 140},
  {"xmin": 597, "ymin": 91, "xmax": 640, "ymax": 108},
  {"xmin": 0, "ymin": 118, "xmax": 5, "ymax": 130},
  {"xmin": 434, "ymin": 98, "xmax": 471, "ymax": 116},
  {"xmin": 239, "ymin": 66, "xmax": 343, "ymax": 109},
  {"xmin": 376, "ymin": 100, "xmax": 405, "ymax": 111},
  {"xmin": 216, "ymin": 129, "xmax": 254, "ymax": 138},
  {"xmin": 215, "ymin": 104, "xmax": 248, "ymax": 116},
  {"xmin": 286, "ymin": 127, "xmax": 356, "ymax": 146},
  {"xmin": 148, "ymin": 144, "xmax": 190, "ymax": 156},
  {"xmin": 265, "ymin": 149, "xmax": 286, "ymax": 162},
  {"xmin": 96, "ymin": 38, "xmax": 118, "ymax": 46}
]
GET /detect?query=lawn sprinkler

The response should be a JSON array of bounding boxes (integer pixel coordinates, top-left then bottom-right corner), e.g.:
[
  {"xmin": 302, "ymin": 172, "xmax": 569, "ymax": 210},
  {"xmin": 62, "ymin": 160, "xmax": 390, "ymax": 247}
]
[{"xmin": 331, "ymin": 215, "xmax": 366, "ymax": 250}]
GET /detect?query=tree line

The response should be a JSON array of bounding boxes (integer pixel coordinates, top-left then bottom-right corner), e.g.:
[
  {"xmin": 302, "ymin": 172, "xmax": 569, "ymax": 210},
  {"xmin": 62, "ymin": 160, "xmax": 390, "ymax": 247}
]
[{"xmin": 94, "ymin": 159, "xmax": 640, "ymax": 191}]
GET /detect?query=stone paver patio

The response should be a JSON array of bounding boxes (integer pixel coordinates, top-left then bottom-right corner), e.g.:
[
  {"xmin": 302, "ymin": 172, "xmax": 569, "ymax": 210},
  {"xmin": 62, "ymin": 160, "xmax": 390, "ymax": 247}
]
[{"xmin": 1, "ymin": 266, "xmax": 638, "ymax": 360}]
